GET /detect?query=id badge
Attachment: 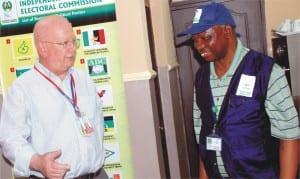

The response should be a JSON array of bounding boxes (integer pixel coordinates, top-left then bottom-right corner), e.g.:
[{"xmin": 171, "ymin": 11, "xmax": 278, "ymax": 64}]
[
  {"xmin": 236, "ymin": 74, "xmax": 256, "ymax": 97},
  {"xmin": 76, "ymin": 113, "xmax": 94, "ymax": 136},
  {"xmin": 206, "ymin": 134, "xmax": 222, "ymax": 151}
]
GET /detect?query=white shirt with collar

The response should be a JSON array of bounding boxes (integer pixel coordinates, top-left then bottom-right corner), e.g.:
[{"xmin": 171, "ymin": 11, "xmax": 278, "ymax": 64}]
[{"xmin": 0, "ymin": 60, "xmax": 105, "ymax": 178}]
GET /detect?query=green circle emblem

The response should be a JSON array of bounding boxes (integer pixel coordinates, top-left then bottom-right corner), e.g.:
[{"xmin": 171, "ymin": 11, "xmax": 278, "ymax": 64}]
[{"xmin": 2, "ymin": 1, "xmax": 13, "ymax": 12}]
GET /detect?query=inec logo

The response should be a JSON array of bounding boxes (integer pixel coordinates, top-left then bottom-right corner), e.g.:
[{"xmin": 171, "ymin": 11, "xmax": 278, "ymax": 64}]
[{"xmin": 2, "ymin": 1, "xmax": 13, "ymax": 12}]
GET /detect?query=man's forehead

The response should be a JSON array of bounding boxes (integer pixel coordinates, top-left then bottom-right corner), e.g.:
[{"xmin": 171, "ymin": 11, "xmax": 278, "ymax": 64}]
[{"xmin": 192, "ymin": 26, "xmax": 216, "ymax": 37}]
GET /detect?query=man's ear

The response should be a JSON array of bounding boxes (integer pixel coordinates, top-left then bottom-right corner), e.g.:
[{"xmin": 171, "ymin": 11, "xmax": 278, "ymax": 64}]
[
  {"xmin": 223, "ymin": 25, "xmax": 234, "ymax": 37},
  {"xmin": 41, "ymin": 43, "xmax": 46, "ymax": 52},
  {"xmin": 36, "ymin": 42, "xmax": 47, "ymax": 57},
  {"xmin": 38, "ymin": 42, "xmax": 46, "ymax": 52}
]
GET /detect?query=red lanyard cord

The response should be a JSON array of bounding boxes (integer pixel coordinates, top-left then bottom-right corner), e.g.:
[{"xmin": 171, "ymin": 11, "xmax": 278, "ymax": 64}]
[{"xmin": 34, "ymin": 66, "xmax": 81, "ymax": 116}]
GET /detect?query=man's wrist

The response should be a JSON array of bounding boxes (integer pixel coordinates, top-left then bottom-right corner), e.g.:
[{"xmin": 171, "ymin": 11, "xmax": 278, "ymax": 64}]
[{"xmin": 29, "ymin": 154, "xmax": 41, "ymax": 171}]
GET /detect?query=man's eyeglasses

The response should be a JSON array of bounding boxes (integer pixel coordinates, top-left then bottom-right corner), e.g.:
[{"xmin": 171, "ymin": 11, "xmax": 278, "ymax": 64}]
[{"xmin": 42, "ymin": 39, "xmax": 80, "ymax": 49}]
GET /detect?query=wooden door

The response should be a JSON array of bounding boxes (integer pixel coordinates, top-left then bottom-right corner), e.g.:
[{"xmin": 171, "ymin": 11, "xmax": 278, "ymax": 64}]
[{"xmin": 170, "ymin": 0, "xmax": 267, "ymax": 178}]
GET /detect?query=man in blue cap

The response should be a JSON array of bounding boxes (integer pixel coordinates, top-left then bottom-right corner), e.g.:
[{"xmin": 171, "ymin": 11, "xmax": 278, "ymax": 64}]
[{"xmin": 178, "ymin": 2, "xmax": 299, "ymax": 178}]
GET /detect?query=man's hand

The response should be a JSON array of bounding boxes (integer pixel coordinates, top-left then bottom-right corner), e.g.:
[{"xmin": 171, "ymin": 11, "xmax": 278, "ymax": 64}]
[{"xmin": 30, "ymin": 150, "xmax": 70, "ymax": 179}]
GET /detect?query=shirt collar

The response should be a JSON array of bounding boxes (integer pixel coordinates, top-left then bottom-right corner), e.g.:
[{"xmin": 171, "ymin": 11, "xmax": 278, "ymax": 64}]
[
  {"xmin": 34, "ymin": 59, "xmax": 74, "ymax": 81},
  {"xmin": 210, "ymin": 39, "xmax": 249, "ymax": 79}
]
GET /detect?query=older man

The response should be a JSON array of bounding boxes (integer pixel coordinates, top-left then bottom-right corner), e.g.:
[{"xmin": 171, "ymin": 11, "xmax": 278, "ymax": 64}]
[
  {"xmin": 178, "ymin": 2, "xmax": 299, "ymax": 179},
  {"xmin": 0, "ymin": 15, "xmax": 107, "ymax": 179}
]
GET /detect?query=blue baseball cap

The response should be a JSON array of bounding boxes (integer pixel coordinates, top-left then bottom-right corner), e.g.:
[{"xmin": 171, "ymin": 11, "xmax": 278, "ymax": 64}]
[{"xmin": 177, "ymin": 2, "xmax": 236, "ymax": 36}]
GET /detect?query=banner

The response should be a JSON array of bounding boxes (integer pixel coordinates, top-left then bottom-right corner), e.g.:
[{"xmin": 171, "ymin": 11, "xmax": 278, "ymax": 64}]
[{"xmin": 0, "ymin": 1, "xmax": 134, "ymax": 178}]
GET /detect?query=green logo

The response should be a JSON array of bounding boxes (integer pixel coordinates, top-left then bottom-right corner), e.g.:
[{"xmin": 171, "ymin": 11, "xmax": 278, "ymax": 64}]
[
  {"xmin": 18, "ymin": 41, "xmax": 29, "ymax": 54},
  {"xmin": 2, "ymin": 1, "xmax": 12, "ymax": 12}
]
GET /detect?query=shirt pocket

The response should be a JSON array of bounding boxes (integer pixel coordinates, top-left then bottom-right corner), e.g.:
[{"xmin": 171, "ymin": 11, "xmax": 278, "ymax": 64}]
[{"xmin": 77, "ymin": 95, "xmax": 98, "ymax": 122}]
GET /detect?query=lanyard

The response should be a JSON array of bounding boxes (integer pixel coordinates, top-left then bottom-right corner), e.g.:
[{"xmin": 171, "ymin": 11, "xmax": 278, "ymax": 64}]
[
  {"xmin": 34, "ymin": 66, "xmax": 81, "ymax": 116},
  {"xmin": 211, "ymin": 105, "xmax": 218, "ymax": 134}
]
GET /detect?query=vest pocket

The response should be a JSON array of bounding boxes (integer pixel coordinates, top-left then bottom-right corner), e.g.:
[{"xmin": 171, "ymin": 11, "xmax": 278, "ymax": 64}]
[
  {"xmin": 227, "ymin": 95, "xmax": 262, "ymax": 124},
  {"xmin": 228, "ymin": 95, "xmax": 245, "ymax": 108}
]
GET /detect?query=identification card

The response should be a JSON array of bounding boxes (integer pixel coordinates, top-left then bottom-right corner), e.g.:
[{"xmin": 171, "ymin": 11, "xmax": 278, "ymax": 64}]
[
  {"xmin": 76, "ymin": 113, "xmax": 94, "ymax": 136},
  {"xmin": 236, "ymin": 74, "xmax": 256, "ymax": 97},
  {"xmin": 206, "ymin": 134, "xmax": 222, "ymax": 151}
]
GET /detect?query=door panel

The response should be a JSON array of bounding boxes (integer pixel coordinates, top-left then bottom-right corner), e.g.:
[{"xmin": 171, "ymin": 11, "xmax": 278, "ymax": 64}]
[{"xmin": 170, "ymin": 0, "xmax": 266, "ymax": 177}]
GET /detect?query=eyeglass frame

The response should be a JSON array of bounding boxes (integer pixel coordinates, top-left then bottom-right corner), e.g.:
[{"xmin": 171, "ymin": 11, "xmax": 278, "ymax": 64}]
[{"xmin": 42, "ymin": 39, "xmax": 80, "ymax": 49}]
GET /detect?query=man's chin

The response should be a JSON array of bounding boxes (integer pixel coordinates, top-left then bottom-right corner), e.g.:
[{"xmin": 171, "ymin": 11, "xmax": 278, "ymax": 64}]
[{"xmin": 202, "ymin": 57, "xmax": 214, "ymax": 62}]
